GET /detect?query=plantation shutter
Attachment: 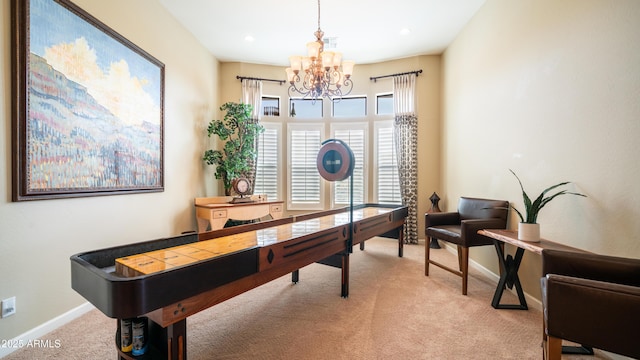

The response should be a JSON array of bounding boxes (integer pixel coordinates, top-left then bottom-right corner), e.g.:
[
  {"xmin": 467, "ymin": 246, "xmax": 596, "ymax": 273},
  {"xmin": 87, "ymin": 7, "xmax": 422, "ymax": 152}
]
[
  {"xmin": 377, "ymin": 125, "xmax": 401, "ymax": 203},
  {"xmin": 254, "ymin": 125, "xmax": 279, "ymax": 200},
  {"xmin": 333, "ymin": 129, "xmax": 365, "ymax": 205},
  {"xmin": 289, "ymin": 128, "xmax": 322, "ymax": 207}
]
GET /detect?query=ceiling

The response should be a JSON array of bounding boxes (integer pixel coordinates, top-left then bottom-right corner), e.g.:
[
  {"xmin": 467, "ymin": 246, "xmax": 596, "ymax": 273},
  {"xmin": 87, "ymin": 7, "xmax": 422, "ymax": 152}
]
[{"xmin": 158, "ymin": 0, "xmax": 486, "ymax": 67}]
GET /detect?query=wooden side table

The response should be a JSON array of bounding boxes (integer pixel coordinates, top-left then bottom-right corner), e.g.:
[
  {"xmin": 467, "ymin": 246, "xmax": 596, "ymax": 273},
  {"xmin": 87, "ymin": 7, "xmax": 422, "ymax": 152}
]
[
  {"xmin": 477, "ymin": 229, "xmax": 589, "ymax": 310},
  {"xmin": 479, "ymin": 229, "xmax": 594, "ymax": 356}
]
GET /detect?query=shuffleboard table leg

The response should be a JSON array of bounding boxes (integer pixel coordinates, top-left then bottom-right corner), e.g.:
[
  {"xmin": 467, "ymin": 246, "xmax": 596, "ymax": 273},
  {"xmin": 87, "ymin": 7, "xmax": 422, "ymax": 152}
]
[
  {"xmin": 341, "ymin": 253, "xmax": 350, "ymax": 298},
  {"xmin": 360, "ymin": 241, "xmax": 365, "ymax": 251},
  {"xmin": 169, "ymin": 319, "xmax": 187, "ymax": 360},
  {"xmin": 148, "ymin": 318, "xmax": 187, "ymax": 360},
  {"xmin": 291, "ymin": 269, "xmax": 299, "ymax": 283}
]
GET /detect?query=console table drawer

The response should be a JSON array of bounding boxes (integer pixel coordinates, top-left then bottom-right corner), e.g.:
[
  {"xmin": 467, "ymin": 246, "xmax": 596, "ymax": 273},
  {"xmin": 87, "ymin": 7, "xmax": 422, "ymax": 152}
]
[{"xmin": 212, "ymin": 210, "xmax": 227, "ymax": 219}]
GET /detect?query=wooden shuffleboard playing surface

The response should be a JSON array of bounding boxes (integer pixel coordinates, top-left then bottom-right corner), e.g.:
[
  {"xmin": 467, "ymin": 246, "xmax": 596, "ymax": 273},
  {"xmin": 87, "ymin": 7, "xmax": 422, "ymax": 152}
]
[
  {"xmin": 115, "ymin": 207, "xmax": 396, "ymax": 277},
  {"xmin": 114, "ymin": 232, "xmax": 256, "ymax": 277},
  {"xmin": 71, "ymin": 204, "xmax": 407, "ymax": 360}
]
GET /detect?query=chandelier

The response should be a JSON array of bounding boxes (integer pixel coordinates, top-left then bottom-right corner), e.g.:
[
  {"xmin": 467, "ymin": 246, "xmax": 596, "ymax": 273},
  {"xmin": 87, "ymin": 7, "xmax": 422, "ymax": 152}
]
[{"xmin": 285, "ymin": 0, "xmax": 354, "ymax": 102}]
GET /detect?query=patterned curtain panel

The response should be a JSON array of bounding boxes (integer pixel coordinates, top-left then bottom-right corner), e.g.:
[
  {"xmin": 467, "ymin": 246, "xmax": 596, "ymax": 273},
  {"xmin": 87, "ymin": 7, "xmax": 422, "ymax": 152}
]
[
  {"xmin": 241, "ymin": 79, "xmax": 262, "ymax": 194},
  {"xmin": 393, "ymin": 74, "xmax": 419, "ymax": 244}
]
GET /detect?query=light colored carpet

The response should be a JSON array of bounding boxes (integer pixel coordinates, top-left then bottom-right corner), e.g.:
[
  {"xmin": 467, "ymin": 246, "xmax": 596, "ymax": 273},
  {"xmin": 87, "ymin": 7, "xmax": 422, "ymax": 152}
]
[{"xmin": 4, "ymin": 238, "xmax": 614, "ymax": 359}]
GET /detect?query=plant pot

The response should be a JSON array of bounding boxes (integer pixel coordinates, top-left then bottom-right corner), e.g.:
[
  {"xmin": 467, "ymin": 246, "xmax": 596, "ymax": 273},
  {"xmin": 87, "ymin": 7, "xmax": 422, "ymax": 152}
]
[{"xmin": 518, "ymin": 223, "xmax": 540, "ymax": 242}]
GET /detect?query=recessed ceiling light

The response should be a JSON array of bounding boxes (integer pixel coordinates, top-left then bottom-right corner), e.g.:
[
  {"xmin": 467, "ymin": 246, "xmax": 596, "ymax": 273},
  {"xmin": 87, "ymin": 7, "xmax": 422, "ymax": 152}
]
[
  {"xmin": 400, "ymin": 28, "xmax": 411, "ymax": 35},
  {"xmin": 244, "ymin": 35, "xmax": 255, "ymax": 42}
]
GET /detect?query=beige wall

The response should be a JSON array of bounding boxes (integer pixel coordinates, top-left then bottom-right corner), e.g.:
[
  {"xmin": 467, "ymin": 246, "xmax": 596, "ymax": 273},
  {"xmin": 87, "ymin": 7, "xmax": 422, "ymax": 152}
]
[
  {"xmin": 217, "ymin": 57, "xmax": 441, "ymax": 230},
  {"xmin": 442, "ymin": 0, "xmax": 640, "ymax": 299},
  {"xmin": 0, "ymin": 0, "xmax": 218, "ymax": 340}
]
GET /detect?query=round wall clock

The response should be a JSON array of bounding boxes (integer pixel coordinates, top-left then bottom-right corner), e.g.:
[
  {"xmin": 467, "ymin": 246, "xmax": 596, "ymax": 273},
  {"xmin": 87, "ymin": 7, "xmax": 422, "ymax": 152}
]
[{"xmin": 232, "ymin": 177, "xmax": 251, "ymax": 197}]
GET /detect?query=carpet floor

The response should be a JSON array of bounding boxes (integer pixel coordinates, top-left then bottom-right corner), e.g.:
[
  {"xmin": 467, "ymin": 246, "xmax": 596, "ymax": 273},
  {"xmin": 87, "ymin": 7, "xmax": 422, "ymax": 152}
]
[{"xmin": 4, "ymin": 238, "xmax": 615, "ymax": 359}]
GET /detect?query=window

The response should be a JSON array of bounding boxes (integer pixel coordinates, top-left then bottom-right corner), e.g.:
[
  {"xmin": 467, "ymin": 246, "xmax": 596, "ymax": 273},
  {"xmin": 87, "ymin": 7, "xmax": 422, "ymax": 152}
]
[
  {"xmin": 288, "ymin": 123, "xmax": 324, "ymax": 210},
  {"xmin": 254, "ymin": 122, "xmax": 280, "ymax": 200},
  {"xmin": 331, "ymin": 124, "xmax": 367, "ymax": 206},
  {"xmin": 374, "ymin": 121, "xmax": 401, "ymax": 203},
  {"xmin": 376, "ymin": 93, "xmax": 393, "ymax": 115},
  {"xmin": 290, "ymin": 98, "xmax": 323, "ymax": 118},
  {"xmin": 261, "ymin": 96, "xmax": 280, "ymax": 117},
  {"xmin": 332, "ymin": 96, "xmax": 366, "ymax": 117}
]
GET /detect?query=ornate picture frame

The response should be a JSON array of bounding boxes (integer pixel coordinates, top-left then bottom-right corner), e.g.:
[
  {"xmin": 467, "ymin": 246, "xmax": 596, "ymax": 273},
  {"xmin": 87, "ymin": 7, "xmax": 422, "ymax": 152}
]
[{"xmin": 11, "ymin": 0, "xmax": 165, "ymax": 201}]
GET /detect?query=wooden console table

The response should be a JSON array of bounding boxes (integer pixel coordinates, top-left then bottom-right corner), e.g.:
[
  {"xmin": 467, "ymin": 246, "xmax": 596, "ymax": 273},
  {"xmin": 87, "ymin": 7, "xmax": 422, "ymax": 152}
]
[
  {"xmin": 478, "ymin": 229, "xmax": 588, "ymax": 310},
  {"xmin": 195, "ymin": 196, "xmax": 284, "ymax": 232}
]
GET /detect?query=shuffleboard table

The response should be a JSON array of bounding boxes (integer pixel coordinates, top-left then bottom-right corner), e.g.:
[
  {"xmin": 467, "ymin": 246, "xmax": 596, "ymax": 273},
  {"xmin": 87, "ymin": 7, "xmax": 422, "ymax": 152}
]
[{"xmin": 70, "ymin": 203, "xmax": 407, "ymax": 360}]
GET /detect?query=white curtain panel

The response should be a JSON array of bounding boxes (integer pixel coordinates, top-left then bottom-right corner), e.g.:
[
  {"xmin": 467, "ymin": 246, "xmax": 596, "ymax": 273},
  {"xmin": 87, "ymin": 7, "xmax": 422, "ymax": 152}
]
[
  {"xmin": 241, "ymin": 79, "xmax": 263, "ymax": 119},
  {"xmin": 393, "ymin": 74, "xmax": 416, "ymax": 115},
  {"xmin": 241, "ymin": 79, "xmax": 263, "ymax": 194},
  {"xmin": 393, "ymin": 74, "xmax": 419, "ymax": 244}
]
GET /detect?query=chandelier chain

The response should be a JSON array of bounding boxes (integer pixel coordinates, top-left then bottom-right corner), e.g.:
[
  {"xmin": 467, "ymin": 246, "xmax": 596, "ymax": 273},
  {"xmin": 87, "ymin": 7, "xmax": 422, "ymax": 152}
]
[{"xmin": 317, "ymin": 0, "xmax": 321, "ymax": 32}]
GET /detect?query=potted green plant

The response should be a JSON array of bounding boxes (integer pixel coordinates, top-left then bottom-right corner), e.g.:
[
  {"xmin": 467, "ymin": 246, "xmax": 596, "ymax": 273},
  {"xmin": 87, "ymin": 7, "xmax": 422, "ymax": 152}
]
[
  {"xmin": 508, "ymin": 169, "xmax": 587, "ymax": 242},
  {"xmin": 203, "ymin": 102, "xmax": 264, "ymax": 196}
]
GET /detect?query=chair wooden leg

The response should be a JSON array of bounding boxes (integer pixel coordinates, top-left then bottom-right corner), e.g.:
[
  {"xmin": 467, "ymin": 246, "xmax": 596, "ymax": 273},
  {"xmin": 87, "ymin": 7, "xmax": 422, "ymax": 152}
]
[
  {"xmin": 460, "ymin": 246, "xmax": 469, "ymax": 295},
  {"xmin": 425, "ymin": 237, "xmax": 431, "ymax": 276},
  {"xmin": 546, "ymin": 335, "xmax": 562, "ymax": 360}
]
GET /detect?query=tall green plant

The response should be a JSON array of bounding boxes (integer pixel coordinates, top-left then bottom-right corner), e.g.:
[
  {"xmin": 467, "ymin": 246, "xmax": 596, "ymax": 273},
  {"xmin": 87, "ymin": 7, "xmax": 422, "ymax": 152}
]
[
  {"xmin": 203, "ymin": 102, "xmax": 264, "ymax": 194},
  {"xmin": 509, "ymin": 169, "xmax": 586, "ymax": 224}
]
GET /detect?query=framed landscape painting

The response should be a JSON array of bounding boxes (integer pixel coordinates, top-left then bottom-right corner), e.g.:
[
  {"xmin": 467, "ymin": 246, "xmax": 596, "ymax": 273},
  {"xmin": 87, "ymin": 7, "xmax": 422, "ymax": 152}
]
[{"xmin": 12, "ymin": 0, "xmax": 165, "ymax": 201}]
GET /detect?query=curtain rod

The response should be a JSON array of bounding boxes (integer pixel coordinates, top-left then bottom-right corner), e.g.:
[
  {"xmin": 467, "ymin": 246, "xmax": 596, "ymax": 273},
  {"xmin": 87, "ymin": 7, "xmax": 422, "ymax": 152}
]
[
  {"xmin": 237, "ymin": 76, "xmax": 286, "ymax": 85},
  {"xmin": 369, "ymin": 69, "xmax": 423, "ymax": 82}
]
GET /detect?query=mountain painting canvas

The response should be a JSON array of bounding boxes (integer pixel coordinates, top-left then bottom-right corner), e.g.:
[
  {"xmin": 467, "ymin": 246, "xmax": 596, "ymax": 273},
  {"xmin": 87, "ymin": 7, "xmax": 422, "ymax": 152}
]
[{"xmin": 13, "ymin": 0, "xmax": 165, "ymax": 200}]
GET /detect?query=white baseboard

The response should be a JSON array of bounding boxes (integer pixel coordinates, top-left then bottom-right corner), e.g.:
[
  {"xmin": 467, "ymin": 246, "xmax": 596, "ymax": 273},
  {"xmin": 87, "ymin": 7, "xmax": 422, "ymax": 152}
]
[
  {"xmin": 0, "ymin": 302, "xmax": 94, "ymax": 359},
  {"xmin": 437, "ymin": 242, "xmax": 542, "ymax": 311}
]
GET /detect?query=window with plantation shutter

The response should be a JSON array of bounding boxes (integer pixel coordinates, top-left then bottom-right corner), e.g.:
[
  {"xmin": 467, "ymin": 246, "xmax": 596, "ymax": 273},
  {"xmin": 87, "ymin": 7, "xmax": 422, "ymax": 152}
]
[
  {"xmin": 374, "ymin": 121, "xmax": 401, "ymax": 204},
  {"xmin": 288, "ymin": 123, "xmax": 324, "ymax": 210},
  {"xmin": 331, "ymin": 124, "xmax": 367, "ymax": 206},
  {"xmin": 254, "ymin": 122, "xmax": 280, "ymax": 201}
]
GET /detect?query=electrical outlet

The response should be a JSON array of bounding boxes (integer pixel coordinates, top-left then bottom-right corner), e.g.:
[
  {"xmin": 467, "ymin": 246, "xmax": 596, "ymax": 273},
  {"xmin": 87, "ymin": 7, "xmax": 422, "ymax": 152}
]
[{"xmin": 1, "ymin": 297, "xmax": 16, "ymax": 318}]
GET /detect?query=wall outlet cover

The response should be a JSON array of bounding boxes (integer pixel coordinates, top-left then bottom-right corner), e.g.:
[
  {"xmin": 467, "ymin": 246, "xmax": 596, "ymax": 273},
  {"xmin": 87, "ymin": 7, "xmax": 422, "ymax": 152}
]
[{"xmin": 1, "ymin": 297, "xmax": 16, "ymax": 318}]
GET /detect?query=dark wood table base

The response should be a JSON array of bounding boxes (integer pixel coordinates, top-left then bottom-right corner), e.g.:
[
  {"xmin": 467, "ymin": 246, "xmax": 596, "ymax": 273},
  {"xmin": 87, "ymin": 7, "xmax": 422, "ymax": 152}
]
[
  {"xmin": 491, "ymin": 240, "xmax": 528, "ymax": 310},
  {"xmin": 479, "ymin": 229, "xmax": 594, "ymax": 355}
]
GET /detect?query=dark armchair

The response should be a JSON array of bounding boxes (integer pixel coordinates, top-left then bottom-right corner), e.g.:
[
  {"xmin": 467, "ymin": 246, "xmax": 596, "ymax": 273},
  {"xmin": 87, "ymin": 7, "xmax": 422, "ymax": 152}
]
[
  {"xmin": 425, "ymin": 197, "xmax": 509, "ymax": 295},
  {"xmin": 541, "ymin": 249, "xmax": 640, "ymax": 360}
]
